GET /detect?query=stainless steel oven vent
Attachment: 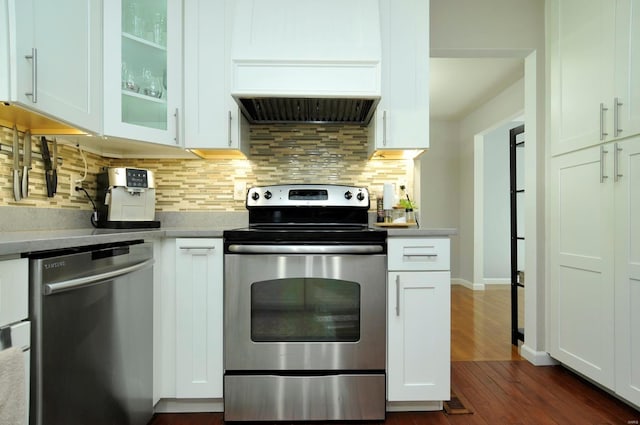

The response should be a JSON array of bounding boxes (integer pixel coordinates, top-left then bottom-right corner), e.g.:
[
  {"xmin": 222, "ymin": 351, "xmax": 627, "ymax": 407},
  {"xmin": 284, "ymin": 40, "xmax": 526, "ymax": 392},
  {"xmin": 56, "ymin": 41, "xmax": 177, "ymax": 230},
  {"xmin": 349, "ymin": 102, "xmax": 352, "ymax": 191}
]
[{"xmin": 237, "ymin": 97, "xmax": 377, "ymax": 124}]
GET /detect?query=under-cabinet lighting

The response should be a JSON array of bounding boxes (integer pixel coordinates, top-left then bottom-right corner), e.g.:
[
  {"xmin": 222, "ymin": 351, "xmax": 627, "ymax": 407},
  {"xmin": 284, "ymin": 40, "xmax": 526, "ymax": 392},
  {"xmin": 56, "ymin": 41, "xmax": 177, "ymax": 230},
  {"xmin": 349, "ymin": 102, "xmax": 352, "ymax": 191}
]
[
  {"xmin": 188, "ymin": 149, "xmax": 248, "ymax": 160},
  {"xmin": 370, "ymin": 149, "xmax": 425, "ymax": 160}
]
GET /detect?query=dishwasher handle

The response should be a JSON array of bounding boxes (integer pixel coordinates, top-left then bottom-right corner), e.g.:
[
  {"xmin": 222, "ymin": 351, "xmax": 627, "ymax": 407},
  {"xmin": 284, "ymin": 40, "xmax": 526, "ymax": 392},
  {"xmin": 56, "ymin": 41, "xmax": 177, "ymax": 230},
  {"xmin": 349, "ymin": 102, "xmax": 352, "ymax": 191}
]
[
  {"xmin": 227, "ymin": 244, "xmax": 384, "ymax": 254},
  {"xmin": 43, "ymin": 258, "xmax": 154, "ymax": 295}
]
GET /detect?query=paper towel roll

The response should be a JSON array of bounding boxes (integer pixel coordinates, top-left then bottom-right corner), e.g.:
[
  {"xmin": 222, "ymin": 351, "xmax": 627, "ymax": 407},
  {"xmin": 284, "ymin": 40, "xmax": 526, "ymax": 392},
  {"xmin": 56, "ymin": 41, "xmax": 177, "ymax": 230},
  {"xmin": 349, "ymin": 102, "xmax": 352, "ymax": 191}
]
[{"xmin": 383, "ymin": 183, "xmax": 395, "ymax": 210}]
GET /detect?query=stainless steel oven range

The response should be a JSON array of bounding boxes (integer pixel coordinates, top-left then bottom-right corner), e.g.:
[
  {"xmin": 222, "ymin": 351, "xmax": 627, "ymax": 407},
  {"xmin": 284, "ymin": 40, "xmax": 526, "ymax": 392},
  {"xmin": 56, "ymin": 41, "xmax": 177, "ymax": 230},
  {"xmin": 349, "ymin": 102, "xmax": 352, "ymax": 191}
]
[{"xmin": 223, "ymin": 184, "xmax": 387, "ymax": 422}]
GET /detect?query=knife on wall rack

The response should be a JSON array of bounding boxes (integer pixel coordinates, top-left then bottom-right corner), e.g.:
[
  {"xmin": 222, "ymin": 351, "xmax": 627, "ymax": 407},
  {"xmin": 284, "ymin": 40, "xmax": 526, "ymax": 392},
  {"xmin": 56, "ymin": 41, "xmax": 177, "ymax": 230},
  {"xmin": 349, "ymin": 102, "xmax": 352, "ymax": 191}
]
[
  {"xmin": 12, "ymin": 126, "xmax": 21, "ymax": 201},
  {"xmin": 52, "ymin": 138, "xmax": 58, "ymax": 195},
  {"xmin": 22, "ymin": 129, "xmax": 31, "ymax": 198},
  {"xmin": 40, "ymin": 136, "xmax": 54, "ymax": 197}
]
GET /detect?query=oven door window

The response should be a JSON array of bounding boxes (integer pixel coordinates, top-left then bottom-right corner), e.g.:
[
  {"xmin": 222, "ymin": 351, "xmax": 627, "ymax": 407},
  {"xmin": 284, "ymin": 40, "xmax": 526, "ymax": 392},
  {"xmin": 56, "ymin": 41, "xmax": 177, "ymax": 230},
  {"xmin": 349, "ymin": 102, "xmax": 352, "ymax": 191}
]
[{"xmin": 251, "ymin": 278, "xmax": 360, "ymax": 342}]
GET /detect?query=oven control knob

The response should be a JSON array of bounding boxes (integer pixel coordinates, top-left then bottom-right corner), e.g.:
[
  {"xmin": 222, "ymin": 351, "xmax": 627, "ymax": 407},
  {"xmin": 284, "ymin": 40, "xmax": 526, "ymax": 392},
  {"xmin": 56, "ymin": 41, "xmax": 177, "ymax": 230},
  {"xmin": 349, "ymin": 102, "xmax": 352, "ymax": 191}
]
[
  {"xmin": 344, "ymin": 191, "xmax": 353, "ymax": 200},
  {"xmin": 357, "ymin": 192, "xmax": 365, "ymax": 201},
  {"xmin": 264, "ymin": 190, "xmax": 272, "ymax": 200},
  {"xmin": 251, "ymin": 192, "xmax": 260, "ymax": 201}
]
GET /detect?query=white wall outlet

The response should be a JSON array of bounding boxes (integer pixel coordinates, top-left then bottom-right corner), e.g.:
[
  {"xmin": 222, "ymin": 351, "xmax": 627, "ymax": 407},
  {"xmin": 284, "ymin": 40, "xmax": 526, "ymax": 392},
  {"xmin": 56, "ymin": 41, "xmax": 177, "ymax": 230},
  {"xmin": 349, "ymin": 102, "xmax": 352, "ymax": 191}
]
[
  {"xmin": 233, "ymin": 182, "xmax": 246, "ymax": 201},
  {"xmin": 69, "ymin": 173, "xmax": 80, "ymax": 197}
]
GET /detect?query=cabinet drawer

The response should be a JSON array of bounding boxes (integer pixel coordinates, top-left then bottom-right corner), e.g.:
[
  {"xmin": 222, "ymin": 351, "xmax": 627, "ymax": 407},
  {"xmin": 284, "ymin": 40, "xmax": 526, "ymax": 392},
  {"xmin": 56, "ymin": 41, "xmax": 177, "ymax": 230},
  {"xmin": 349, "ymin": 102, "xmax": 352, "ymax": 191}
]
[{"xmin": 387, "ymin": 238, "xmax": 450, "ymax": 271}]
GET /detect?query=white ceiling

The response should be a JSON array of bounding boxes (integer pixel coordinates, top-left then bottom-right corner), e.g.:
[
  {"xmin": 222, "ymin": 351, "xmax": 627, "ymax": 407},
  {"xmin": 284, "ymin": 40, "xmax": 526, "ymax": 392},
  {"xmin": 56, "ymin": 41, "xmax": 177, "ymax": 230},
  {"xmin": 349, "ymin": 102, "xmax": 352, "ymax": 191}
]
[{"xmin": 429, "ymin": 58, "xmax": 525, "ymax": 121}]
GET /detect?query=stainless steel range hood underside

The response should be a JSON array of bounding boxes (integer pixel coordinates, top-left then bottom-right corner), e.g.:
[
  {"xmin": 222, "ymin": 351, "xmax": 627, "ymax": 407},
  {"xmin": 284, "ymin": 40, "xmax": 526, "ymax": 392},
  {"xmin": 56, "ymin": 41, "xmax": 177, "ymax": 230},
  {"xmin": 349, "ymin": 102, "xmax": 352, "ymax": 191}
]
[{"xmin": 236, "ymin": 97, "xmax": 378, "ymax": 125}]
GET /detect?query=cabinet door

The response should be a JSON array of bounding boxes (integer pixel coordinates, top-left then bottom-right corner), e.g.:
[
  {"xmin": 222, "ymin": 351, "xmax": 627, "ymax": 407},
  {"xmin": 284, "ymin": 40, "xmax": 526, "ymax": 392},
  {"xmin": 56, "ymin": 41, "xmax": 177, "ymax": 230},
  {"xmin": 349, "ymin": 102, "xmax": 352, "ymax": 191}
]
[
  {"xmin": 371, "ymin": 0, "xmax": 429, "ymax": 152},
  {"xmin": 0, "ymin": 0, "xmax": 13, "ymax": 100},
  {"xmin": 614, "ymin": 0, "xmax": 640, "ymax": 139},
  {"xmin": 175, "ymin": 238, "xmax": 223, "ymax": 398},
  {"xmin": 614, "ymin": 137, "xmax": 640, "ymax": 405},
  {"xmin": 387, "ymin": 271, "xmax": 450, "ymax": 401},
  {"xmin": 548, "ymin": 0, "xmax": 615, "ymax": 155},
  {"xmin": 0, "ymin": 258, "xmax": 28, "ymax": 327},
  {"xmin": 103, "ymin": 0, "xmax": 182, "ymax": 146},
  {"xmin": 549, "ymin": 146, "xmax": 615, "ymax": 389},
  {"xmin": 183, "ymin": 0, "xmax": 248, "ymax": 153},
  {"xmin": 13, "ymin": 0, "xmax": 102, "ymax": 132}
]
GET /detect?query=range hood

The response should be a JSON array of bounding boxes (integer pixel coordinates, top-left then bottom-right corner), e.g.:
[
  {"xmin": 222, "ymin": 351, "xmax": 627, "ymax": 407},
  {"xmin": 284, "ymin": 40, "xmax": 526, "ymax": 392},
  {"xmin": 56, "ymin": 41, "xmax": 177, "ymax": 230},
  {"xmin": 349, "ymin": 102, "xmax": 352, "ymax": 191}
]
[
  {"xmin": 236, "ymin": 97, "xmax": 377, "ymax": 124},
  {"xmin": 230, "ymin": 0, "xmax": 381, "ymax": 125}
]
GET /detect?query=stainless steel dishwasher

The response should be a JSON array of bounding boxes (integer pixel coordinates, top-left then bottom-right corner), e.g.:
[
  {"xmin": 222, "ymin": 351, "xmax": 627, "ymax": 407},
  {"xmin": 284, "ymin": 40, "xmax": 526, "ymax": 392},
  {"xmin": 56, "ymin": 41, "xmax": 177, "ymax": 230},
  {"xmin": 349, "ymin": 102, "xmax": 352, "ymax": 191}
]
[{"xmin": 28, "ymin": 240, "xmax": 154, "ymax": 425}]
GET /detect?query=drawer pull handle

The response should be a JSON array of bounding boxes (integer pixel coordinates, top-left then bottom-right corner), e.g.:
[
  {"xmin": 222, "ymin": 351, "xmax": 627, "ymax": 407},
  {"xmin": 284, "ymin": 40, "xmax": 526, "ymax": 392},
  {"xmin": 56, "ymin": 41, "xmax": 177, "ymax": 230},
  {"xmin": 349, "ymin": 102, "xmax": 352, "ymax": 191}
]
[{"xmin": 179, "ymin": 246, "xmax": 216, "ymax": 250}]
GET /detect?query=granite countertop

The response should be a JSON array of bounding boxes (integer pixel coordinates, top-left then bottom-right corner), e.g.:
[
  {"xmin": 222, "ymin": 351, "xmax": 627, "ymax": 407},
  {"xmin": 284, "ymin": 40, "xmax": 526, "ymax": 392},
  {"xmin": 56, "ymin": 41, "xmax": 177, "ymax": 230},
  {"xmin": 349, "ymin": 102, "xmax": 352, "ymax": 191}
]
[{"xmin": 0, "ymin": 226, "xmax": 457, "ymax": 258}]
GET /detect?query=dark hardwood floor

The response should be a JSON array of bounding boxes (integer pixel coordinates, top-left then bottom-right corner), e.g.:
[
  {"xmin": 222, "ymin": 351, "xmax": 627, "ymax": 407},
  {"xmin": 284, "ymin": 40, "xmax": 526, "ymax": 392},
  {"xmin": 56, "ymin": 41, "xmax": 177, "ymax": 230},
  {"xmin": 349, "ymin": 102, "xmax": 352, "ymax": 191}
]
[{"xmin": 150, "ymin": 285, "xmax": 640, "ymax": 424}]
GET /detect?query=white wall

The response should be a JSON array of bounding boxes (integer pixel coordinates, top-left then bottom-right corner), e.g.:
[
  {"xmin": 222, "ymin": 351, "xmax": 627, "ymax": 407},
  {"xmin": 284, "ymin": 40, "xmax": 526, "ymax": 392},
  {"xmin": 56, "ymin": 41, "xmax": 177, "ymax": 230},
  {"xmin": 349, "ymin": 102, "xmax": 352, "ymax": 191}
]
[
  {"xmin": 430, "ymin": 0, "xmax": 544, "ymax": 57},
  {"xmin": 462, "ymin": 78, "xmax": 525, "ymax": 283},
  {"xmin": 418, "ymin": 119, "xmax": 460, "ymax": 277},
  {"xmin": 483, "ymin": 121, "xmax": 521, "ymax": 281},
  {"xmin": 430, "ymin": 0, "xmax": 544, "ymax": 284},
  {"xmin": 429, "ymin": 0, "xmax": 549, "ymax": 362}
]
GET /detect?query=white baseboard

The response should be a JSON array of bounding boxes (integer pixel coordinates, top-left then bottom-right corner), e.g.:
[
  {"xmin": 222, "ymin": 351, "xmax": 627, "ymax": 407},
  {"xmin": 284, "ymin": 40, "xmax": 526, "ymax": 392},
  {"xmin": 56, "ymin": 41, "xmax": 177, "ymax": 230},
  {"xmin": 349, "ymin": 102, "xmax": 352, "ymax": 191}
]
[
  {"xmin": 386, "ymin": 400, "xmax": 443, "ymax": 412},
  {"xmin": 154, "ymin": 398, "xmax": 223, "ymax": 413},
  {"xmin": 452, "ymin": 278, "xmax": 485, "ymax": 291},
  {"xmin": 483, "ymin": 278, "xmax": 510, "ymax": 285},
  {"xmin": 520, "ymin": 345, "xmax": 559, "ymax": 366}
]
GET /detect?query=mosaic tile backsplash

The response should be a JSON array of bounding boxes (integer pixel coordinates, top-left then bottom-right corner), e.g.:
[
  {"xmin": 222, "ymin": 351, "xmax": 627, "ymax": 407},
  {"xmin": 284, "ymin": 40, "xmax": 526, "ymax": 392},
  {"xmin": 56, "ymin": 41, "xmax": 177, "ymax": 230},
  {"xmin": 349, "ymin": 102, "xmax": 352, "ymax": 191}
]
[{"xmin": 0, "ymin": 124, "xmax": 412, "ymax": 213}]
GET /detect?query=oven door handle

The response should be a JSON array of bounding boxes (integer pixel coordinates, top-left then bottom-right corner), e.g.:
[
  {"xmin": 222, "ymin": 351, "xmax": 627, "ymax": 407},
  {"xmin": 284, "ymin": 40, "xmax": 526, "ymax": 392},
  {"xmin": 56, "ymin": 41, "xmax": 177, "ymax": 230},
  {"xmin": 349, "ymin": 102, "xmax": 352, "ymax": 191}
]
[{"xmin": 227, "ymin": 244, "xmax": 384, "ymax": 254}]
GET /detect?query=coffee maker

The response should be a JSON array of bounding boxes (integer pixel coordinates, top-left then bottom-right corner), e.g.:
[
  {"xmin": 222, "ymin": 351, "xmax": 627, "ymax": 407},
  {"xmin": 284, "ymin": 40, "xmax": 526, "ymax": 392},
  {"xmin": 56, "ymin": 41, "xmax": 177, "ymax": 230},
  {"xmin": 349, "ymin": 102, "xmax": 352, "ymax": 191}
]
[{"xmin": 96, "ymin": 167, "xmax": 160, "ymax": 228}]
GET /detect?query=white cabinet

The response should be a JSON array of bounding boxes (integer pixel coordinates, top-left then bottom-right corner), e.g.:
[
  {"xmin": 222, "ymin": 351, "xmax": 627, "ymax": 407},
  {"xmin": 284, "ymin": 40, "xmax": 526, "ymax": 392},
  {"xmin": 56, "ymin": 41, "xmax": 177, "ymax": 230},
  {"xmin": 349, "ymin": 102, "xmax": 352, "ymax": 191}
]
[
  {"xmin": 614, "ymin": 0, "xmax": 640, "ymax": 139},
  {"xmin": 3, "ymin": 0, "xmax": 102, "ymax": 132},
  {"xmin": 549, "ymin": 137, "xmax": 640, "ymax": 405},
  {"xmin": 548, "ymin": 145, "xmax": 616, "ymax": 388},
  {"xmin": 613, "ymin": 138, "xmax": 640, "ymax": 406},
  {"xmin": 103, "ymin": 0, "xmax": 182, "ymax": 146},
  {"xmin": 0, "ymin": 0, "xmax": 12, "ymax": 100},
  {"xmin": 174, "ymin": 238, "xmax": 223, "ymax": 398},
  {"xmin": 0, "ymin": 257, "xmax": 28, "ymax": 328},
  {"xmin": 548, "ymin": 0, "xmax": 640, "ymax": 156},
  {"xmin": 386, "ymin": 237, "xmax": 450, "ymax": 404},
  {"xmin": 183, "ymin": 0, "xmax": 249, "ymax": 154},
  {"xmin": 369, "ymin": 0, "xmax": 429, "ymax": 154}
]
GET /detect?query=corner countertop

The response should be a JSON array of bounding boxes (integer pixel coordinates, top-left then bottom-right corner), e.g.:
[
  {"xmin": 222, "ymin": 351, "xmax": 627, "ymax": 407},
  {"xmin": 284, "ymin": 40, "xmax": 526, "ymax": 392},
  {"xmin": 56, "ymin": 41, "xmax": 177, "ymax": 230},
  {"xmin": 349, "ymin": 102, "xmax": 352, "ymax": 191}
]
[
  {"xmin": 0, "ymin": 226, "xmax": 457, "ymax": 257},
  {"xmin": 383, "ymin": 227, "xmax": 457, "ymax": 237}
]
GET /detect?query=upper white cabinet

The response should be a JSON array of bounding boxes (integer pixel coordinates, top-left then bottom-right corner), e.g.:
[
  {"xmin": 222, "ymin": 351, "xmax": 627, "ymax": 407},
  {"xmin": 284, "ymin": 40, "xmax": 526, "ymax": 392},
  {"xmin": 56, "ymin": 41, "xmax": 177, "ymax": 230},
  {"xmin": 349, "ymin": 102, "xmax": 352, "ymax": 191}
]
[
  {"xmin": 548, "ymin": 0, "xmax": 640, "ymax": 156},
  {"xmin": 2, "ymin": 0, "xmax": 102, "ymax": 133},
  {"xmin": 614, "ymin": 0, "xmax": 640, "ymax": 140},
  {"xmin": 369, "ymin": 0, "xmax": 429, "ymax": 153},
  {"xmin": 0, "ymin": 0, "xmax": 12, "ymax": 100},
  {"xmin": 183, "ymin": 0, "xmax": 248, "ymax": 154},
  {"xmin": 103, "ymin": 0, "xmax": 182, "ymax": 147}
]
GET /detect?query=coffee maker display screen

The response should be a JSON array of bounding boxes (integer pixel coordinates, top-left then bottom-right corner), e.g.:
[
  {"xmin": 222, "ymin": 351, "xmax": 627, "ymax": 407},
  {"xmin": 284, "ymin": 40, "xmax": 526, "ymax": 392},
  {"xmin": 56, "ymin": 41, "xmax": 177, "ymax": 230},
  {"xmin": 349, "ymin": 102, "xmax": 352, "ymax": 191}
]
[{"xmin": 126, "ymin": 168, "xmax": 149, "ymax": 188}]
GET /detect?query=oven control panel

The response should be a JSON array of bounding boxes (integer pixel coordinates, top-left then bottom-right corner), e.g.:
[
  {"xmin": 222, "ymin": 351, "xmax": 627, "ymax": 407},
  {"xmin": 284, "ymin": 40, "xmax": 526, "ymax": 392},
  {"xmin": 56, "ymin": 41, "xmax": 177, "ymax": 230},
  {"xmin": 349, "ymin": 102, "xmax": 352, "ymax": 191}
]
[{"xmin": 246, "ymin": 184, "xmax": 370, "ymax": 208}]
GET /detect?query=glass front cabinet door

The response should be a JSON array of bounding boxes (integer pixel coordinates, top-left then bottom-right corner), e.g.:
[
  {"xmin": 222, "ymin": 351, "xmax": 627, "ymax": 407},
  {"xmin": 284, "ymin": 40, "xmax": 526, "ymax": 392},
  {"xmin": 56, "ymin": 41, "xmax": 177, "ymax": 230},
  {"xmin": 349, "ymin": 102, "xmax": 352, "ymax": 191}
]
[{"xmin": 103, "ymin": 0, "xmax": 182, "ymax": 146}]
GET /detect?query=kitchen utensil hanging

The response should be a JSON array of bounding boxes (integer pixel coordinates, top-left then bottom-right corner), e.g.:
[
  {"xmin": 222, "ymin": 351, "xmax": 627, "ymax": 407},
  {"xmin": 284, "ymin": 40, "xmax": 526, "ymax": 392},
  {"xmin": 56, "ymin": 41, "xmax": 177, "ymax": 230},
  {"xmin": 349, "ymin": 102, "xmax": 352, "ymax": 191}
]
[
  {"xmin": 40, "ymin": 136, "xmax": 55, "ymax": 197},
  {"xmin": 12, "ymin": 126, "xmax": 21, "ymax": 201},
  {"xmin": 22, "ymin": 129, "xmax": 31, "ymax": 198},
  {"xmin": 51, "ymin": 138, "xmax": 58, "ymax": 195}
]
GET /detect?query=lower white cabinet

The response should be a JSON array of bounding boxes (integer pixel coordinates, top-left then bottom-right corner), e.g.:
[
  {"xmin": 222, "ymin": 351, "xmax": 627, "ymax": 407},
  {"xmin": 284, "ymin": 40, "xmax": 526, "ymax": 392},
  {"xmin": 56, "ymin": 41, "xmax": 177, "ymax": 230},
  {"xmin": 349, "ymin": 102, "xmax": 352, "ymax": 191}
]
[
  {"xmin": 387, "ymin": 237, "xmax": 450, "ymax": 404},
  {"xmin": 549, "ymin": 136, "xmax": 640, "ymax": 406},
  {"xmin": 174, "ymin": 238, "xmax": 223, "ymax": 398},
  {"xmin": 613, "ymin": 137, "xmax": 640, "ymax": 406},
  {"xmin": 0, "ymin": 258, "xmax": 28, "ymax": 327},
  {"xmin": 548, "ymin": 145, "xmax": 616, "ymax": 389}
]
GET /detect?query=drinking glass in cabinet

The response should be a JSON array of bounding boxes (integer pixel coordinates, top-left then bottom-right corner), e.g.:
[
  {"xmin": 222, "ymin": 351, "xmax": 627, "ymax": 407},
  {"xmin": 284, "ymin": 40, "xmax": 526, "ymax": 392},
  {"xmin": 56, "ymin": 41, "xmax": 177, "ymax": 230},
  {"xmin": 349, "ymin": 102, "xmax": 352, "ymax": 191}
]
[{"xmin": 122, "ymin": 62, "xmax": 139, "ymax": 93}]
